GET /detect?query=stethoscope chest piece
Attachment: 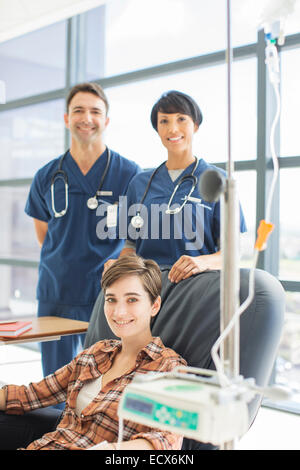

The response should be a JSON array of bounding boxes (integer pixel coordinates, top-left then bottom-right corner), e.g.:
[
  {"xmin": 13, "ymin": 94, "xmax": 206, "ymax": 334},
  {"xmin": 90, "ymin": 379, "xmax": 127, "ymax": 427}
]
[
  {"xmin": 87, "ymin": 197, "xmax": 99, "ymax": 210},
  {"xmin": 131, "ymin": 213, "xmax": 144, "ymax": 229}
]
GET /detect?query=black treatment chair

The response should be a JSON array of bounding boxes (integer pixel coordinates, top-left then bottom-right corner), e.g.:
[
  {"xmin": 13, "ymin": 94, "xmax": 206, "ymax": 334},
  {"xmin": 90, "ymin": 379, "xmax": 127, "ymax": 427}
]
[{"xmin": 0, "ymin": 268, "xmax": 285, "ymax": 450}]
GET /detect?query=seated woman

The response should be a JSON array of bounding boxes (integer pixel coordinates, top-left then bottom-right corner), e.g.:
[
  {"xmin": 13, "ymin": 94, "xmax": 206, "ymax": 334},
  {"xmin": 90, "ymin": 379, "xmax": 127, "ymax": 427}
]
[{"xmin": 0, "ymin": 256, "xmax": 186, "ymax": 451}]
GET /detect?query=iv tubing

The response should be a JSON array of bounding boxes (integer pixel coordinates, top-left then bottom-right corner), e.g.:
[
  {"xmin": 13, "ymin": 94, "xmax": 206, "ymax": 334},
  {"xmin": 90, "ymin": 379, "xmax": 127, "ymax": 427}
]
[
  {"xmin": 266, "ymin": 80, "xmax": 280, "ymax": 223},
  {"xmin": 212, "ymin": 36, "xmax": 281, "ymax": 387}
]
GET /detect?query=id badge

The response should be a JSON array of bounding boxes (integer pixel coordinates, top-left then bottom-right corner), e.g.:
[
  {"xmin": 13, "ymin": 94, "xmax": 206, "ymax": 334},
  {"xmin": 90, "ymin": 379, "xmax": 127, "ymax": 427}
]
[{"xmin": 106, "ymin": 204, "xmax": 118, "ymax": 228}]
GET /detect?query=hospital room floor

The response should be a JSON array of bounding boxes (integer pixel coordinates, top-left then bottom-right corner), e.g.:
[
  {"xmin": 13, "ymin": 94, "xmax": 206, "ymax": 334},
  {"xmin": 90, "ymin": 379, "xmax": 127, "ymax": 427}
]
[{"xmin": 0, "ymin": 344, "xmax": 299, "ymax": 451}]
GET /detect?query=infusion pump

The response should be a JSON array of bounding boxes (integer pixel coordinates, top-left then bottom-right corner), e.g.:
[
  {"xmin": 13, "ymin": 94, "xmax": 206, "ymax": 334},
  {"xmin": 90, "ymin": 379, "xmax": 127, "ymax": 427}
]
[{"xmin": 118, "ymin": 367, "xmax": 257, "ymax": 446}]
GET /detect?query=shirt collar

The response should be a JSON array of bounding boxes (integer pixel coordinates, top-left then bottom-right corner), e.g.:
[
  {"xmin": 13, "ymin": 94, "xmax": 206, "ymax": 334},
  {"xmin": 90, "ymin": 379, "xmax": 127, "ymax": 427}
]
[
  {"xmin": 97, "ymin": 337, "xmax": 165, "ymax": 360},
  {"xmin": 140, "ymin": 337, "xmax": 165, "ymax": 360},
  {"xmin": 98, "ymin": 339, "xmax": 122, "ymax": 353}
]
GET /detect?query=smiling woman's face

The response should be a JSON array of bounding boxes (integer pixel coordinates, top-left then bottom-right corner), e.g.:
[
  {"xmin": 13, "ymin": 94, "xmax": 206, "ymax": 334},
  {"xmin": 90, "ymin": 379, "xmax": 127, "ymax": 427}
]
[
  {"xmin": 104, "ymin": 275, "xmax": 160, "ymax": 340},
  {"xmin": 156, "ymin": 111, "xmax": 198, "ymax": 155}
]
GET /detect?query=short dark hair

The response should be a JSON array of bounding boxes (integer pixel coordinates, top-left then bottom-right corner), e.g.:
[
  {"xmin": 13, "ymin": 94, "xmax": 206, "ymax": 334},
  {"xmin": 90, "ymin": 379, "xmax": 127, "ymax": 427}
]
[
  {"xmin": 66, "ymin": 82, "xmax": 109, "ymax": 114},
  {"xmin": 101, "ymin": 255, "xmax": 161, "ymax": 305},
  {"xmin": 150, "ymin": 90, "xmax": 203, "ymax": 131}
]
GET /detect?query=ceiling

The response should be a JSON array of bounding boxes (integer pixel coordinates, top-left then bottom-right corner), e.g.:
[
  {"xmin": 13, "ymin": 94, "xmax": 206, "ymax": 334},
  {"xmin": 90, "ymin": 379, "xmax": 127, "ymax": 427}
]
[{"xmin": 0, "ymin": 0, "xmax": 110, "ymax": 43}]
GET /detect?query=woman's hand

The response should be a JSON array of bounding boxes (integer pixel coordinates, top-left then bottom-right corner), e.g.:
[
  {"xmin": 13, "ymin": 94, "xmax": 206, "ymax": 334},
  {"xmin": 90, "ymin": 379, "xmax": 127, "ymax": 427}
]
[{"xmin": 168, "ymin": 252, "xmax": 221, "ymax": 283}]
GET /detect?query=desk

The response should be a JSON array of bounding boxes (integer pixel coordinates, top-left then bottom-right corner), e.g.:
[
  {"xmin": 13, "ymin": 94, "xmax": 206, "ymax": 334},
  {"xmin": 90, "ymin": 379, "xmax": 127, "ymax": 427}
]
[{"xmin": 0, "ymin": 316, "xmax": 89, "ymax": 346}]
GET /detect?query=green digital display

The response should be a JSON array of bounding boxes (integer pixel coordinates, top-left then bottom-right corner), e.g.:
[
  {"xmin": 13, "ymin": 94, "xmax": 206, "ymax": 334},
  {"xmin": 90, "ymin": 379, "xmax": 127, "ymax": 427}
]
[{"xmin": 124, "ymin": 393, "xmax": 198, "ymax": 430}]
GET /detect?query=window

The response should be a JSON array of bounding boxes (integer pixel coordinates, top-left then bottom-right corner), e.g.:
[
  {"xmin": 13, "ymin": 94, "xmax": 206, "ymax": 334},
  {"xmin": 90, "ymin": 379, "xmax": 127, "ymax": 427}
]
[
  {"xmin": 235, "ymin": 171, "xmax": 256, "ymax": 267},
  {"xmin": 84, "ymin": 7, "xmax": 106, "ymax": 82},
  {"xmin": 105, "ymin": 57, "xmax": 256, "ymax": 168},
  {"xmin": 0, "ymin": 100, "xmax": 65, "ymax": 179},
  {"xmin": 280, "ymin": 48, "xmax": 300, "ymax": 157},
  {"xmin": 0, "ymin": 21, "xmax": 67, "ymax": 102},
  {"xmin": 279, "ymin": 168, "xmax": 300, "ymax": 281},
  {"xmin": 0, "ymin": 186, "xmax": 39, "ymax": 259},
  {"xmin": 104, "ymin": 0, "xmax": 256, "ymax": 77},
  {"xmin": 0, "ymin": 265, "xmax": 38, "ymax": 319}
]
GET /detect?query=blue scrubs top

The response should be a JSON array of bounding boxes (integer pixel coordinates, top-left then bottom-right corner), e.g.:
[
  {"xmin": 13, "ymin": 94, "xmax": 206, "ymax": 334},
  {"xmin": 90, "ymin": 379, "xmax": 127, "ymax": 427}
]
[
  {"xmin": 25, "ymin": 148, "xmax": 140, "ymax": 306},
  {"xmin": 125, "ymin": 158, "xmax": 246, "ymax": 267}
]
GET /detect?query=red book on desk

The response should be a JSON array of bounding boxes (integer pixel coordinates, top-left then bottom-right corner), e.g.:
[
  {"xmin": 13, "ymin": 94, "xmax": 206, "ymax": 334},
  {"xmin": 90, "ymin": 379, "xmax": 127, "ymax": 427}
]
[{"xmin": 0, "ymin": 321, "xmax": 32, "ymax": 338}]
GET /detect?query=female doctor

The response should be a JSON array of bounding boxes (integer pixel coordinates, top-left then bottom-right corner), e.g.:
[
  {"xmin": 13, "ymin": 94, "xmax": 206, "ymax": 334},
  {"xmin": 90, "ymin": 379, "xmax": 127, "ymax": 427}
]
[{"xmin": 105, "ymin": 90, "xmax": 246, "ymax": 283}]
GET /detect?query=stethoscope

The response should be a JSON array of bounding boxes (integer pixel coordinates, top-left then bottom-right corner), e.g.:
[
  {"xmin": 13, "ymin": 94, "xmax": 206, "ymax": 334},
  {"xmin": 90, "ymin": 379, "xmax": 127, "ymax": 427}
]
[
  {"xmin": 51, "ymin": 148, "xmax": 111, "ymax": 218},
  {"xmin": 131, "ymin": 157, "xmax": 199, "ymax": 229}
]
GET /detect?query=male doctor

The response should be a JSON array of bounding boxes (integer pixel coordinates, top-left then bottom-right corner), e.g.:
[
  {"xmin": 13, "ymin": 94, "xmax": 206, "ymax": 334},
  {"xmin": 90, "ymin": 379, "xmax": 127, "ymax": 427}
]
[{"xmin": 25, "ymin": 82, "xmax": 140, "ymax": 382}]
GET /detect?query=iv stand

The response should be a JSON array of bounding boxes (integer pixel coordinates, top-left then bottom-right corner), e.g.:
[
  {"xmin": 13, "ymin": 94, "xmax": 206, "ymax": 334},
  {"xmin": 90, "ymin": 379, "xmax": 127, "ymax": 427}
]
[{"xmin": 219, "ymin": 0, "xmax": 241, "ymax": 450}]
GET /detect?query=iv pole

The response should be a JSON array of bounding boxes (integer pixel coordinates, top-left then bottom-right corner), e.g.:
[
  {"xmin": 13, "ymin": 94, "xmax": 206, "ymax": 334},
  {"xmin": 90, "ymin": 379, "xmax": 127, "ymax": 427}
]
[{"xmin": 219, "ymin": 0, "xmax": 240, "ymax": 450}]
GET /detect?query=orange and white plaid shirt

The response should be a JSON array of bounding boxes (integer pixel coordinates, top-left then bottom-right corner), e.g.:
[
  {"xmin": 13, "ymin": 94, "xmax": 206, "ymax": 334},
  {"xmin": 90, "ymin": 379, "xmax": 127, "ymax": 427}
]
[{"xmin": 4, "ymin": 337, "xmax": 186, "ymax": 450}]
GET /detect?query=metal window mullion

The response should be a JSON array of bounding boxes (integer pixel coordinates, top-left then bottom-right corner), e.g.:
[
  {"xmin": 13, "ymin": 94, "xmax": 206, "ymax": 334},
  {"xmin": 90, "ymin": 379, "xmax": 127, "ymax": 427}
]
[
  {"xmin": 278, "ymin": 156, "xmax": 300, "ymax": 167},
  {"xmin": 66, "ymin": 16, "xmax": 83, "ymax": 90},
  {"xmin": 0, "ymin": 258, "xmax": 39, "ymax": 268},
  {"xmin": 64, "ymin": 12, "xmax": 92, "ymax": 151},
  {"xmin": 0, "ymin": 45, "xmax": 258, "ymax": 111},
  {"xmin": 1, "ymin": 36, "xmax": 300, "ymax": 112},
  {"xmin": 279, "ymin": 31, "xmax": 300, "ymax": 50},
  {"xmin": 280, "ymin": 280, "xmax": 300, "ymax": 292},
  {"xmin": 214, "ymin": 160, "xmax": 257, "ymax": 171},
  {"xmin": 64, "ymin": 17, "xmax": 76, "ymax": 150},
  {"xmin": 0, "ymin": 89, "xmax": 65, "ymax": 111},
  {"xmin": 0, "ymin": 178, "xmax": 32, "ymax": 187},
  {"xmin": 76, "ymin": 15, "xmax": 87, "ymax": 84},
  {"xmin": 256, "ymin": 30, "xmax": 267, "ymax": 270},
  {"xmin": 65, "ymin": 15, "xmax": 87, "ymax": 150},
  {"xmin": 95, "ymin": 44, "xmax": 257, "ymax": 90}
]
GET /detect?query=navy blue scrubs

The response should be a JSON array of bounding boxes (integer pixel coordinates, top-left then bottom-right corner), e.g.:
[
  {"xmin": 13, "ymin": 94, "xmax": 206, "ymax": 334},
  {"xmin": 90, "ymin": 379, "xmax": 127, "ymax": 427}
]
[
  {"xmin": 126, "ymin": 158, "xmax": 246, "ymax": 266},
  {"xmin": 25, "ymin": 148, "xmax": 140, "ymax": 379}
]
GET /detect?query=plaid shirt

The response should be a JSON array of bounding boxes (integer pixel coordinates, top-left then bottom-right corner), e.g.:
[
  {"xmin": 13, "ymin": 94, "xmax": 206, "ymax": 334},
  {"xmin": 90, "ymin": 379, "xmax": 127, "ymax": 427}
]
[{"xmin": 4, "ymin": 337, "xmax": 186, "ymax": 450}]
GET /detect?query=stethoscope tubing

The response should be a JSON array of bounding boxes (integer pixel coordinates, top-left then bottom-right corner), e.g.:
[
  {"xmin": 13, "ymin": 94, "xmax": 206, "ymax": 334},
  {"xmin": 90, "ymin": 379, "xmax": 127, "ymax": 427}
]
[
  {"xmin": 51, "ymin": 148, "xmax": 111, "ymax": 217},
  {"xmin": 131, "ymin": 157, "xmax": 199, "ymax": 227}
]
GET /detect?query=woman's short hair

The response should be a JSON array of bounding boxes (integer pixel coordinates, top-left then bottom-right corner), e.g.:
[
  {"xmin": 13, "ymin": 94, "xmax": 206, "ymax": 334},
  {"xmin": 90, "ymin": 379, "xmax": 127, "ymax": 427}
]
[
  {"xmin": 150, "ymin": 90, "xmax": 203, "ymax": 131},
  {"xmin": 101, "ymin": 255, "xmax": 162, "ymax": 304},
  {"xmin": 66, "ymin": 82, "xmax": 109, "ymax": 114}
]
